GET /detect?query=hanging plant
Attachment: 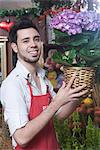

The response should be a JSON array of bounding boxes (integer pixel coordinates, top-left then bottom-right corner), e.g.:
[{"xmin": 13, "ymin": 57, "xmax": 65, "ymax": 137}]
[
  {"xmin": 0, "ymin": 7, "xmax": 42, "ymax": 19},
  {"xmin": 0, "ymin": 0, "xmax": 84, "ymax": 19}
]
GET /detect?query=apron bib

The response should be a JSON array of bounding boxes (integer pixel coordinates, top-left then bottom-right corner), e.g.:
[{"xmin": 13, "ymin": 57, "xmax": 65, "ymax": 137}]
[{"xmin": 15, "ymin": 80, "xmax": 60, "ymax": 150}]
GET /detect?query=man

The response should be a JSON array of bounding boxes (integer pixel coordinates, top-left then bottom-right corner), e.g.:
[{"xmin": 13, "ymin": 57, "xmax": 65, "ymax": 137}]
[{"xmin": 1, "ymin": 18, "xmax": 88, "ymax": 150}]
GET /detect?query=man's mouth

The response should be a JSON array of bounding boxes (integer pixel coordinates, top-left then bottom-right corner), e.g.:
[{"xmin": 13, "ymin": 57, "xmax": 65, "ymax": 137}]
[{"xmin": 29, "ymin": 50, "xmax": 38, "ymax": 56}]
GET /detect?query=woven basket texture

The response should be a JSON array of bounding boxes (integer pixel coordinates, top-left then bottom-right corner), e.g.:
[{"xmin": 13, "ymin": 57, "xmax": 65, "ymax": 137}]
[{"xmin": 63, "ymin": 67, "xmax": 95, "ymax": 96}]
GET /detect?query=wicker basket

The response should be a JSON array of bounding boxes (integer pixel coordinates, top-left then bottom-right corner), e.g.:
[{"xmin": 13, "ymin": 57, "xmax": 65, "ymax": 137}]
[{"xmin": 63, "ymin": 67, "xmax": 95, "ymax": 97}]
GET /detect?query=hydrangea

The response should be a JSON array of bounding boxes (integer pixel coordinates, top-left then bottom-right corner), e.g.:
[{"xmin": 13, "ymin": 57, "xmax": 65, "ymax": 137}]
[
  {"xmin": 50, "ymin": 9, "xmax": 100, "ymax": 35},
  {"xmin": 50, "ymin": 9, "xmax": 100, "ymax": 67}
]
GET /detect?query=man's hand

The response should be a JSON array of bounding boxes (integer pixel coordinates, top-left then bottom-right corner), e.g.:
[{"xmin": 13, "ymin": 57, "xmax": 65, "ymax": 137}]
[{"xmin": 55, "ymin": 74, "xmax": 88, "ymax": 106}]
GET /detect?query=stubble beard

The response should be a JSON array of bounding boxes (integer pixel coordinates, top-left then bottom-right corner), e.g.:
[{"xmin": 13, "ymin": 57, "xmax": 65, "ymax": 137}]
[
  {"xmin": 18, "ymin": 52, "xmax": 40, "ymax": 64},
  {"xmin": 24, "ymin": 57, "xmax": 40, "ymax": 63},
  {"xmin": 23, "ymin": 55, "xmax": 40, "ymax": 64}
]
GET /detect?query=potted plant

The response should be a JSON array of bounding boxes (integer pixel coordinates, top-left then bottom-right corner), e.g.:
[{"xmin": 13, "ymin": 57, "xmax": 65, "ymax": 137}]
[
  {"xmin": 50, "ymin": 9, "xmax": 100, "ymax": 149},
  {"xmin": 50, "ymin": 9, "xmax": 100, "ymax": 95}
]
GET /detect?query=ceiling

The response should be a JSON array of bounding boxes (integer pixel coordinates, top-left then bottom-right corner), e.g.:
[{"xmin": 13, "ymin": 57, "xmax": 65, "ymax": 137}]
[{"xmin": 0, "ymin": 0, "xmax": 33, "ymax": 9}]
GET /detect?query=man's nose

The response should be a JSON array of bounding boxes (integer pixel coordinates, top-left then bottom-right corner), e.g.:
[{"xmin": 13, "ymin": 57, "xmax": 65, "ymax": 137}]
[{"xmin": 30, "ymin": 40, "xmax": 37, "ymax": 47}]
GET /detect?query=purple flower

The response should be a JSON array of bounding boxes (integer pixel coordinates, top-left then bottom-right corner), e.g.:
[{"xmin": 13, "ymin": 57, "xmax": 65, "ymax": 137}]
[
  {"xmin": 49, "ymin": 9, "xmax": 100, "ymax": 67},
  {"xmin": 50, "ymin": 9, "xmax": 100, "ymax": 35}
]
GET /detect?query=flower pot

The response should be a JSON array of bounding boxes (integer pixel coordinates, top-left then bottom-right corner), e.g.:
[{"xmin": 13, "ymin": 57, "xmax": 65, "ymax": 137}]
[{"xmin": 63, "ymin": 67, "xmax": 95, "ymax": 97}]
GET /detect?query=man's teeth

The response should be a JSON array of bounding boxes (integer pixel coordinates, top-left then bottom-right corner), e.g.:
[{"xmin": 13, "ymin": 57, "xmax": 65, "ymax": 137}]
[{"xmin": 29, "ymin": 51, "xmax": 38, "ymax": 54}]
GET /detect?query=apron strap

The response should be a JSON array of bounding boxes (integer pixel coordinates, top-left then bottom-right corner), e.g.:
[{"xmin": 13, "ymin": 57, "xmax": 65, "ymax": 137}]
[
  {"xmin": 46, "ymin": 85, "xmax": 52, "ymax": 100},
  {"xmin": 46, "ymin": 85, "xmax": 49, "ymax": 93},
  {"xmin": 27, "ymin": 79, "xmax": 33, "ymax": 98},
  {"xmin": 27, "ymin": 80, "xmax": 51, "ymax": 98}
]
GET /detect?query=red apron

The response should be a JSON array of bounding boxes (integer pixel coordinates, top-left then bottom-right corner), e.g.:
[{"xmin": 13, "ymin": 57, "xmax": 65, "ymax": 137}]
[{"xmin": 15, "ymin": 80, "xmax": 60, "ymax": 150}]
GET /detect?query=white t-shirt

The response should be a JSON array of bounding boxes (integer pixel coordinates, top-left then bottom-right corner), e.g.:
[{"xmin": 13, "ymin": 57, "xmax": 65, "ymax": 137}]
[{"xmin": 0, "ymin": 60, "xmax": 56, "ymax": 148}]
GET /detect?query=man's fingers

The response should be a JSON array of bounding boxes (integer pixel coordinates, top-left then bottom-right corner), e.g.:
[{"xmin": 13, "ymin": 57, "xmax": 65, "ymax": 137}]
[
  {"xmin": 67, "ymin": 73, "xmax": 76, "ymax": 88},
  {"xmin": 72, "ymin": 84, "xmax": 87, "ymax": 93},
  {"xmin": 61, "ymin": 81, "xmax": 66, "ymax": 88},
  {"xmin": 67, "ymin": 98, "xmax": 79, "ymax": 103},
  {"xmin": 72, "ymin": 89, "xmax": 88, "ymax": 98}
]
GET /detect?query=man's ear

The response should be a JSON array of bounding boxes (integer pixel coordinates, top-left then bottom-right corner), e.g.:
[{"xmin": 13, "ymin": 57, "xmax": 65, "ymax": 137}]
[{"xmin": 11, "ymin": 42, "xmax": 18, "ymax": 53}]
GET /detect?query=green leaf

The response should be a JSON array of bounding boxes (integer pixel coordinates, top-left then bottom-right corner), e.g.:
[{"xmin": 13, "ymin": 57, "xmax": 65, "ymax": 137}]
[
  {"xmin": 90, "ymin": 58, "xmax": 100, "ymax": 67},
  {"xmin": 68, "ymin": 38, "xmax": 88, "ymax": 47},
  {"xmin": 52, "ymin": 52, "xmax": 72, "ymax": 66},
  {"xmin": 54, "ymin": 29, "xmax": 69, "ymax": 37}
]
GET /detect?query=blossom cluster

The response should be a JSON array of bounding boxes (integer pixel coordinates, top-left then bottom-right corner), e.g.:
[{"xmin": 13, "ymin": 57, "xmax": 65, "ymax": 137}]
[{"xmin": 50, "ymin": 9, "xmax": 100, "ymax": 35}]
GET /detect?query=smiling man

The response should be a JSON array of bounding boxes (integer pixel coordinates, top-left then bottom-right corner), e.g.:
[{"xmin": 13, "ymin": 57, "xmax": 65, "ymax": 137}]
[{"xmin": 0, "ymin": 18, "xmax": 88, "ymax": 150}]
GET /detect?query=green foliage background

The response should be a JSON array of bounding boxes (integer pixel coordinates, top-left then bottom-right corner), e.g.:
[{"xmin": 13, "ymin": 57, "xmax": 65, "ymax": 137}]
[{"xmin": 54, "ymin": 115, "xmax": 100, "ymax": 150}]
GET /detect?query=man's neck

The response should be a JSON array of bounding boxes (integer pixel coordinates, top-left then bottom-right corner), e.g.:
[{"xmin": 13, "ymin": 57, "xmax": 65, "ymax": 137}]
[
  {"xmin": 19, "ymin": 59, "xmax": 37, "ymax": 77},
  {"xmin": 18, "ymin": 59, "xmax": 42, "ymax": 92}
]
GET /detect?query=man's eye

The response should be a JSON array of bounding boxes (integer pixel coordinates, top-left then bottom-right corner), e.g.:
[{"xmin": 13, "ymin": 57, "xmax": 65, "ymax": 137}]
[
  {"xmin": 23, "ymin": 40, "xmax": 29, "ymax": 43},
  {"xmin": 34, "ymin": 38, "xmax": 40, "ymax": 42}
]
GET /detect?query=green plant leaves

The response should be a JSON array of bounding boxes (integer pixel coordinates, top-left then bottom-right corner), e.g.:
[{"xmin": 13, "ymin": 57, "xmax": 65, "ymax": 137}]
[
  {"xmin": 52, "ymin": 51, "xmax": 72, "ymax": 66},
  {"xmin": 53, "ymin": 29, "xmax": 100, "ymax": 67}
]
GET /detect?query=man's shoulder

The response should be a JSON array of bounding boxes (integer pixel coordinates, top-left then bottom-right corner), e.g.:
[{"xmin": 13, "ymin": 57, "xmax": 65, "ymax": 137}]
[{"xmin": 1, "ymin": 68, "xmax": 19, "ymax": 87}]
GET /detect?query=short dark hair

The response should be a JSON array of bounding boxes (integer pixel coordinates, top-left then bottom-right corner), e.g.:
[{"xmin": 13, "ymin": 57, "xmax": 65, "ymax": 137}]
[{"xmin": 9, "ymin": 18, "xmax": 39, "ymax": 44}]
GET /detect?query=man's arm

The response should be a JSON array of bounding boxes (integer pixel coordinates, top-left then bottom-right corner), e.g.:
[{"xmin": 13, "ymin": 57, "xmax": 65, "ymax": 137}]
[
  {"xmin": 13, "ymin": 77, "xmax": 87, "ymax": 147},
  {"xmin": 13, "ymin": 99, "xmax": 62, "ymax": 147},
  {"xmin": 56, "ymin": 101, "xmax": 80, "ymax": 120}
]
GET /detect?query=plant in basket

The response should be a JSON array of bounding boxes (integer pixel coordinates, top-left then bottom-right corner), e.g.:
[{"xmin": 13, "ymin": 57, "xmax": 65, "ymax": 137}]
[{"xmin": 50, "ymin": 9, "xmax": 100, "ymax": 97}]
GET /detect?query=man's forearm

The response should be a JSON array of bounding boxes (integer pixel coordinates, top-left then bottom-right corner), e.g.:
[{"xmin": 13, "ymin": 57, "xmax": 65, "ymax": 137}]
[
  {"xmin": 13, "ymin": 99, "xmax": 61, "ymax": 147},
  {"xmin": 13, "ymin": 78, "xmax": 87, "ymax": 147},
  {"xmin": 57, "ymin": 101, "xmax": 80, "ymax": 120}
]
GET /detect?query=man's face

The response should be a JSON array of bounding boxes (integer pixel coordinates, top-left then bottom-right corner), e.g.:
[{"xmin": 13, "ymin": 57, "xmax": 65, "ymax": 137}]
[{"xmin": 14, "ymin": 27, "xmax": 42, "ymax": 64}]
